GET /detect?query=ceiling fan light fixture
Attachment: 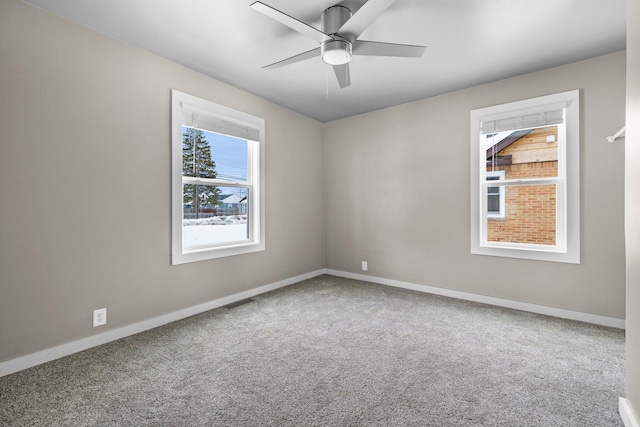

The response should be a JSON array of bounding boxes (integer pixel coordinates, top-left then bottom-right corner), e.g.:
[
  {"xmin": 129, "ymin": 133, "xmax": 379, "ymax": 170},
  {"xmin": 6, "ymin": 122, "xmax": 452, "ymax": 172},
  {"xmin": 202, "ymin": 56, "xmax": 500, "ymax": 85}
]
[{"xmin": 322, "ymin": 39, "xmax": 352, "ymax": 65}]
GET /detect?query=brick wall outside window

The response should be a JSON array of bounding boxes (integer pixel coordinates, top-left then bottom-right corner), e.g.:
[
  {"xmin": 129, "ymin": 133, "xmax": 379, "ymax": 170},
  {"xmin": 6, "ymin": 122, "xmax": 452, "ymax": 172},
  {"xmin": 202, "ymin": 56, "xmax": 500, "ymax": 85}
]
[{"xmin": 487, "ymin": 162, "xmax": 558, "ymax": 245}]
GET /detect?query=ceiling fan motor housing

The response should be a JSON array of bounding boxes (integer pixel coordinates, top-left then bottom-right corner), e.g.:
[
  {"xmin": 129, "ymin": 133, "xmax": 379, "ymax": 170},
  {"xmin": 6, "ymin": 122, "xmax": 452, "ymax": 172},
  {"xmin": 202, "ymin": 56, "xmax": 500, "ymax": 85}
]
[{"xmin": 321, "ymin": 5, "xmax": 353, "ymax": 65}]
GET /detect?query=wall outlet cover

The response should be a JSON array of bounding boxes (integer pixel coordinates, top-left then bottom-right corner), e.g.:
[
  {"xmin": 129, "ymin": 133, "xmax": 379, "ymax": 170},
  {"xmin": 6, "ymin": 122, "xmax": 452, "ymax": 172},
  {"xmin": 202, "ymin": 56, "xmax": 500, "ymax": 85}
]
[{"xmin": 93, "ymin": 308, "xmax": 107, "ymax": 327}]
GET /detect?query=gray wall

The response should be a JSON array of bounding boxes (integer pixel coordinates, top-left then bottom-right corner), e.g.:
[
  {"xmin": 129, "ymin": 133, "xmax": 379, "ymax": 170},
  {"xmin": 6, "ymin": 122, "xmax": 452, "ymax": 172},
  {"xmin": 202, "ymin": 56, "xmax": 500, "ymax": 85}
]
[
  {"xmin": 626, "ymin": 0, "xmax": 640, "ymax": 419},
  {"xmin": 324, "ymin": 52, "xmax": 626, "ymax": 319},
  {"xmin": 0, "ymin": 0, "xmax": 325, "ymax": 363}
]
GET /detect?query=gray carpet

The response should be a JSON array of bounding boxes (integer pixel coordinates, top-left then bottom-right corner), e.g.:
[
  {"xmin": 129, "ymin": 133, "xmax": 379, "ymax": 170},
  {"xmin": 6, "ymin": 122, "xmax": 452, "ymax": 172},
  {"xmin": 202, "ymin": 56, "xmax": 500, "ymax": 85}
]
[{"xmin": 0, "ymin": 275, "xmax": 626, "ymax": 426}]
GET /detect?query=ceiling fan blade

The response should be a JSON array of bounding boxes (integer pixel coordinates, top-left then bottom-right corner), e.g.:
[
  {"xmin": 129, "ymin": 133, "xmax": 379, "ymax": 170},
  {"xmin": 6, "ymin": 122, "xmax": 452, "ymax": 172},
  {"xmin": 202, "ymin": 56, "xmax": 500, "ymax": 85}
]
[
  {"xmin": 250, "ymin": 2, "xmax": 330, "ymax": 44},
  {"xmin": 263, "ymin": 47, "xmax": 321, "ymax": 69},
  {"xmin": 333, "ymin": 63, "xmax": 351, "ymax": 88},
  {"xmin": 353, "ymin": 40, "xmax": 426, "ymax": 57},
  {"xmin": 337, "ymin": 0, "xmax": 397, "ymax": 40}
]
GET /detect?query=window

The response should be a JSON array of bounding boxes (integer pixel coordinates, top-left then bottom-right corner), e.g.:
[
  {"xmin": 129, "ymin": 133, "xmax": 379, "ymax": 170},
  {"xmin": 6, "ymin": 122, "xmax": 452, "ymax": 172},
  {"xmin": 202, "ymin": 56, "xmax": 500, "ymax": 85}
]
[
  {"xmin": 470, "ymin": 90, "xmax": 580, "ymax": 263},
  {"xmin": 486, "ymin": 170, "xmax": 505, "ymax": 219},
  {"xmin": 171, "ymin": 90, "xmax": 265, "ymax": 264}
]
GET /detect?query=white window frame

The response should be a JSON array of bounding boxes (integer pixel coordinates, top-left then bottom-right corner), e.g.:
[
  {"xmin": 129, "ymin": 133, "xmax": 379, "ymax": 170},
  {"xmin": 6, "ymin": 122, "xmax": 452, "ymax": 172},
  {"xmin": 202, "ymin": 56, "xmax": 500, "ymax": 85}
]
[
  {"xmin": 171, "ymin": 90, "xmax": 265, "ymax": 264},
  {"xmin": 486, "ymin": 170, "xmax": 505, "ymax": 220},
  {"xmin": 470, "ymin": 90, "xmax": 580, "ymax": 264}
]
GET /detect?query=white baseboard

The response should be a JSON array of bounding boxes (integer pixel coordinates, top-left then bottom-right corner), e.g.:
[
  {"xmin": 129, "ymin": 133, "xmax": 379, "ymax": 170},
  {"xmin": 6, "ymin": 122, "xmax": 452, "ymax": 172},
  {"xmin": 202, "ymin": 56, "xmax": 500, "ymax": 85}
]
[
  {"xmin": 325, "ymin": 269, "xmax": 626, "ymax": 329},
  {"xmin": 0, "ymin": 269, "xmax": 325, "ymax": 377},
  {"xmin": 620, "ymin": 398, "xmax": 640, "ymax": 427}
]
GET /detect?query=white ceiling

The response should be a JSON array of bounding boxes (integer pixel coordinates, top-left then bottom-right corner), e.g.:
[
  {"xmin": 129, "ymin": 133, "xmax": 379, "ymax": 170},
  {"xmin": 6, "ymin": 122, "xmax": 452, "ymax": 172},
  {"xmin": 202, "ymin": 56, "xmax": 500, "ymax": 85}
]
[{"xmin": 23, "ymin": 0, "xmax": 626, "ymax": 122}]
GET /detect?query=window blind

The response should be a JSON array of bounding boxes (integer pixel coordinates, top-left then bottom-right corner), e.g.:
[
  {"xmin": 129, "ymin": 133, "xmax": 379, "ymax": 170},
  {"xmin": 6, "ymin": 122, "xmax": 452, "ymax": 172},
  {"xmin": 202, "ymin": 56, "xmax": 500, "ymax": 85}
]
[
  {"xmin": 181, "ymin": 103, "xmax": 260, "ymax": 141},
  {"xmin": 481, "ymin": 109, "xmax": 564, "ymax": 135}
]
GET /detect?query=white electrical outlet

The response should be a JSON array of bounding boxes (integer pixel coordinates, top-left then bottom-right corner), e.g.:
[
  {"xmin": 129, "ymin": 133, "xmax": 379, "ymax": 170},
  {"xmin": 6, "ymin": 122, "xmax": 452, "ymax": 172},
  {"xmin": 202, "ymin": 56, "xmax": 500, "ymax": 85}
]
[
  {"xmin": 93, "ymin": 308, "xmax": 107, "ymax": 327},
  {"xmin": 362, "ymin": 261, "xmax": 368, "ymax": 271}
]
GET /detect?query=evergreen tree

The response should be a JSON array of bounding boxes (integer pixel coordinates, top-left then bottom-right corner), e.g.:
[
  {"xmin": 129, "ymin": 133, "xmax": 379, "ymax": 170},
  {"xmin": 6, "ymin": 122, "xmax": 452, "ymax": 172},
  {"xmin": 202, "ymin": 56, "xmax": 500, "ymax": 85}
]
[{"xmin": 182, "ymin": 127, "xmax": 221, "ymax": 218}]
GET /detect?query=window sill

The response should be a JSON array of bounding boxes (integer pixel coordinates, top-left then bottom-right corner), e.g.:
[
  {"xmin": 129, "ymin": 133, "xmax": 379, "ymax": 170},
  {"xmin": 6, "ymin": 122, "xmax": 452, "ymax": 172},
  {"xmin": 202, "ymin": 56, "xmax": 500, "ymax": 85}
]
[
  {"xmin": 472, "ymin": 244, "xmax": 578, "ymax": 264},
  {"xmin": 173, "ymin": 241, "xmax": 265, "ymax": 265}
]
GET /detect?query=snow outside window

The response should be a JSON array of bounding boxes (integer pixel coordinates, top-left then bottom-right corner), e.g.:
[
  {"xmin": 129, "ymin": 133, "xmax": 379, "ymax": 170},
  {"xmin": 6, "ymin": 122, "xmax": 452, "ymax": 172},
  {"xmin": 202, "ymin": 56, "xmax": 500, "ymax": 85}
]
[
  {"xmin": 470, "ymin": 90, "xmax": 580, "ymax": 263},
  {"xmin": 171, "ymin": 90, "xmax": 265, "ymax": 264}
]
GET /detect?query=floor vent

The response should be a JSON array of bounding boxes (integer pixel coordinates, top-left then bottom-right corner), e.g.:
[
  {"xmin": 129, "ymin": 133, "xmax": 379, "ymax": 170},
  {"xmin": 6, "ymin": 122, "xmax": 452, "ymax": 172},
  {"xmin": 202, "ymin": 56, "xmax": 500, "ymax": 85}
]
[{"xmin": 224, "ymin": 298, "xmax": 255, "ymax": 309}]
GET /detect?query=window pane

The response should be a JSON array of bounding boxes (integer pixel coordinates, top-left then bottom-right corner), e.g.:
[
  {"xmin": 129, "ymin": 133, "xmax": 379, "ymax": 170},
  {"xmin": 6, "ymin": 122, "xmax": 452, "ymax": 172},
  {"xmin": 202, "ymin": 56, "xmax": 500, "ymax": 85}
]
[
  {"xmin": 487, "ymin": 194, "xmax": 500, "ymax": 213},
  {"xmin": 485, "ymin": 126, "xmax": 559, "ymax": 178},
  {"xmin": 487, "ymin": 184, "xmax": 556, "ymax": 245},
  {"xmin": 183, "ymin": 184, "xmax": 249, "ymax": 248},
  {"xmin": 182, "ymin": 126, "xmax": 248, "ymax": 182}
]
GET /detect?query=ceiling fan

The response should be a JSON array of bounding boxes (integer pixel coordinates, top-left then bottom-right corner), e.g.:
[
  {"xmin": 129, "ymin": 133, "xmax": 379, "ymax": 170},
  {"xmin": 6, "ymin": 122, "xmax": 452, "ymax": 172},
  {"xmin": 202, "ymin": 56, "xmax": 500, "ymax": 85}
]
[{"xmin": 250, "ymin": 0, "xmax": 426, "ymax": 88}]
